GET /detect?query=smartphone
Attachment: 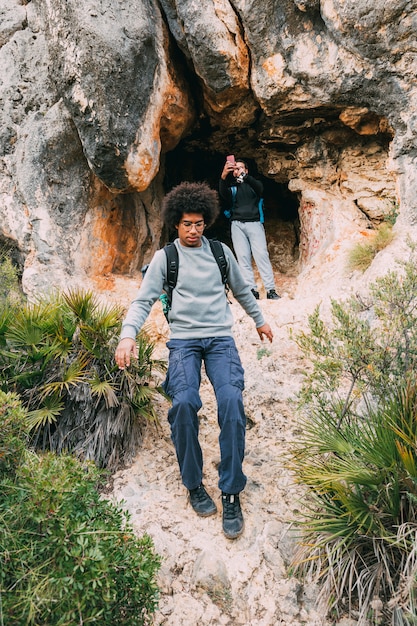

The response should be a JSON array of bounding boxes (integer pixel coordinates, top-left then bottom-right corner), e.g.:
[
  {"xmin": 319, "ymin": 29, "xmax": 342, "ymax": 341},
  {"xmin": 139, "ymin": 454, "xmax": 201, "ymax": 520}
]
[{"xmin": 227, "ymin": 154, "xmax": 235, "ymax": 164}]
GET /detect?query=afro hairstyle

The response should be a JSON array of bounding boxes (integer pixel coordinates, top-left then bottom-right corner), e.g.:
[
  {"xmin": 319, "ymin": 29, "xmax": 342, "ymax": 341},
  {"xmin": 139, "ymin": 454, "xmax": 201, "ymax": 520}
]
[{"xmin": 161, "ymin": 181, "xmax": 220, "ymax": 232}]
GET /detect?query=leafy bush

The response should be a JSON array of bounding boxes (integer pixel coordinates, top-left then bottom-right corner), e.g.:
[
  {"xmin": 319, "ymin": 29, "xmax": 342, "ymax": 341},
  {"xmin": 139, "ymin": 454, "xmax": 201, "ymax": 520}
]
[
  {"xmin": 0, "ymin": 390, "xmax": 28, "ymax": 476},
  {"xmin": 0, "ymin": 449, "xmax": 161, "ymax": 624},
  {"xmin": 291, "ymin": 243, "xmax": 417, "ymax": 624},
  {"xmin": 348, "ymin": 222, "xmax": 395, "ymax": 272},
  {"xmin": 385, "ymin": 201, "xmax": 399, "ymax": 226},
  {"xmin": 0, "ymin": 289, "xmax": 166, "ymax": 469},
  {"xmin": 0, "ymin": 245, "xmax": 24, "ymax": 305}
]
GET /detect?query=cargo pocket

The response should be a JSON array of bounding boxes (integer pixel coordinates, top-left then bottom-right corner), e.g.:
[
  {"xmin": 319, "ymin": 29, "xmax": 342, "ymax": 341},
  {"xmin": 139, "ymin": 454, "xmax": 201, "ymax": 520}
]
[
  {"xmin": 162, "ymin": 348, "xmax": 188, "ymax": 397},
  {"xmin": 229, "ymin": 345, "xmax": 245, "ymax": 390}
]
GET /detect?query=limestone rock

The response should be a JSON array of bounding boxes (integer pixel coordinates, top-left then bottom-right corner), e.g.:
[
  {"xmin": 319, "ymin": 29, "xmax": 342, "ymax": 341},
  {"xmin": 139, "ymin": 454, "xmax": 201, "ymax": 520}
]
[
  {"xmin": 0, "ymin": 0, "xmax": 416, "ymax": 322},
  {"xmin": 192, "ymin": 550, "xmax": 231, "ymax": 594}
]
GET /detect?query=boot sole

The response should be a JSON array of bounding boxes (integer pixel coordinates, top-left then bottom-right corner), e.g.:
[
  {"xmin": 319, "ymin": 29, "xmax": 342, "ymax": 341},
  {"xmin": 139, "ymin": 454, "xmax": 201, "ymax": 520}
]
[
  {"xmin": 223, "ymin": 520, "xmax": 244, "ymax": 539},
  {"xmin": 194, "ymin": 507, "xmax": 217, "ymax": 517}
]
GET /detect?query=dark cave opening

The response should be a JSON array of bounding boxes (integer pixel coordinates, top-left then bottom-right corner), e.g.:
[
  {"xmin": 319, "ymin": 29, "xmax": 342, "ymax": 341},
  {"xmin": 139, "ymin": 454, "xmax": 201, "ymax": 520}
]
[{"xmin": 163, "ymin": 145, "xmax": 301, "ymax": 276}]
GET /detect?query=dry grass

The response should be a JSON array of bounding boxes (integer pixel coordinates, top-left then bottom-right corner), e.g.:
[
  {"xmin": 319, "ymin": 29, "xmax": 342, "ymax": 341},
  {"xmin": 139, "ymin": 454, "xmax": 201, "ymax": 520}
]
[{"xmin": 348, "ymin": 223, "xmax": 395, "ymax": 272}]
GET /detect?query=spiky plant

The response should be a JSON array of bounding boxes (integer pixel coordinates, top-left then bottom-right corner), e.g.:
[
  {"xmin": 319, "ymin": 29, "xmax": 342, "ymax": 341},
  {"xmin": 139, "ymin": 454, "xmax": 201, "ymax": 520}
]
[
  {"xmin": 0, "ymin": 289, "xmax": 166, "ymax": 469},
  {"xmin": 291, "ymin": 381, "xmax": 417, "ymax": 624},
  {"xmin": 291, "ymin": 242, "xmax": 417, "ymax": 624}
]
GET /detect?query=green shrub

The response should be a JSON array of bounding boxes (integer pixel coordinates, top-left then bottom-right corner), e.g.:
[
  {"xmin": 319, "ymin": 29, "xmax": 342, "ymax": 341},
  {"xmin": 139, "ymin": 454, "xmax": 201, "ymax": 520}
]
[
  {"xmin": 0, "ymin": 390, "xmax": 28, "ymax": 476},
  {"xmin": 385, "ymin": 201, "xmax": 399, "ymax": 226},
  {"xmin": 0, "ymin": 289, "xmax": 166, "ymax": 469},
  {"xmin": 374, "ymin": 221, "xmax": 395, "ymax": 251},
  {"xmin": 0, "ymin": 246, "xmax": 23, "ymax": 305},
  {"xmin": 0, "ymin": 449, "xmax": 161, "ymax": 625},
  {"xmin": 291, "ymin": 243, "xmax": 417, "ymax": 624}
]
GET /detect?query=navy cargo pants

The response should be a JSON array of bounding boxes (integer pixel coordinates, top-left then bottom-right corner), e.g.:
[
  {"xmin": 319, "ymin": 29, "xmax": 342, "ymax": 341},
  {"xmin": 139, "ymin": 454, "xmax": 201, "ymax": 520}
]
[{"xmin": 162, "ymin": 336, "xmax": 247, "ymax": 495}]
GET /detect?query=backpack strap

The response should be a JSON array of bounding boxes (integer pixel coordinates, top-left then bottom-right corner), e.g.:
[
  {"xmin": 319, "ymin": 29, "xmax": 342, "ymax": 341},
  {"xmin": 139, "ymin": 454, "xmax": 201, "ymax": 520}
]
[
  {"xmin": 231, "ymin": 186, "xmax": 237, "ymax": 205},
  {"xmin": 208, "ymin": 238, "xmax": 231, "ymax": 301},
  {"xmin": 224, "ymin": 186, "xmax": 237, "ymax": 219},
  {"xmin": 163, "ymin": 242, "xmax": 179, "ymax": 303},
  {"xmin": 208, "ymin": 239, "xmax": 228, "ymax": 287},
  {"xmin": 258, "ymin": 197, "xmax": 265, "ymax": 224}
]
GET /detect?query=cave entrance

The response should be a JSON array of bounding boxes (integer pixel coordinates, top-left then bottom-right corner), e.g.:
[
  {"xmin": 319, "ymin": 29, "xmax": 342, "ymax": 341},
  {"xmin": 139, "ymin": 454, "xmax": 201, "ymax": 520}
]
[{"xmin": 164, "ymin": 146, "xmax": 300, "ymax": 290}]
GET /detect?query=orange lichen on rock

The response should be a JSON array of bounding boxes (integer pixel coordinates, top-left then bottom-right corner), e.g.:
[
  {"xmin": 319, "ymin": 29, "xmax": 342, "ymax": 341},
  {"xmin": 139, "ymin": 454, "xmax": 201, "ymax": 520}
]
[{"xmin": 79, "ymin": 185, "xmax": 140, "ymax": 280}]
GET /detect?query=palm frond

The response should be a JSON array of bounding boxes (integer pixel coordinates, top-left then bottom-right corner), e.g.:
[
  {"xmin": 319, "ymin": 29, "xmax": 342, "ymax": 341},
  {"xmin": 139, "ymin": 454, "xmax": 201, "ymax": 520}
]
[
  {"xmin": 26, "ymin": 396, "xmax": 64, "ymax": 429},
  {"xmin": 89, "ymin": 371, "xmax": 119, "ymax": 409},
  {"xmin": 39, "ymin": 358, "xmax": 89, "ymax": 399},
  {"xmin": 62, "ymin": 289, "xmax": 97, "ymax": 322}
]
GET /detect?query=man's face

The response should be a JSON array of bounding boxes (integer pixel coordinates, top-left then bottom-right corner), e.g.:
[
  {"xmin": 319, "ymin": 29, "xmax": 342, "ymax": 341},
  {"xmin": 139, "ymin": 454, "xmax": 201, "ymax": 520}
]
[
  {"xmin": 176, "ymin": 212, "xmax": 205, "ymax": 247},
  {"xmin": 233, "ymin": 161, "xmax": 247, "ymax": 178}
]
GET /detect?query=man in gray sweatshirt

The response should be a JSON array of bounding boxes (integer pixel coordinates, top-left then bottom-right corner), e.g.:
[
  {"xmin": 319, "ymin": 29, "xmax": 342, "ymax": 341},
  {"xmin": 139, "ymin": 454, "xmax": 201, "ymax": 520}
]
[{"xmin": 115, "ymin": 181, "xmax": 273, "ymax": 539}]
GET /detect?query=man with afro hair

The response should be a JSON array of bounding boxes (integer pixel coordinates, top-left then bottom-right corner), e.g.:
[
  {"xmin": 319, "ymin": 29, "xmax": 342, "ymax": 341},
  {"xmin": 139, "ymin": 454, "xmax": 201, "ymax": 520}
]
[{"xmin": 115, "ymin": 181, "xmax": 273, "ymax": 539}]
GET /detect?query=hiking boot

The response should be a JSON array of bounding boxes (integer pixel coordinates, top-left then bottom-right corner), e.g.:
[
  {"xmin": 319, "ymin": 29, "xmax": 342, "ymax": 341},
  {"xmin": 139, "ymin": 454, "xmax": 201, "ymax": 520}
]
[
  {"xmin": 189, "ymin": 484, "xmax": 217, "ymax": 517},
  {"xmin": 251, "ymin": 289, "xmax": 260, "ymax": 300},
  {"xmin": 267, "ymin": 289, "xmax": 280, "ymax": 300},
  {"xmin": 222, "ymin": 493, "xmax": 244, "ymax": 539}
]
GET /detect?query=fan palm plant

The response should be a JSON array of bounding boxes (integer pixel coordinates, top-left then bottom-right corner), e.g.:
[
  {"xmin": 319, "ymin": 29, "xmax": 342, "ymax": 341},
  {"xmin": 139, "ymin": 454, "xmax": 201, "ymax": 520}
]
[
  {"xmin": 0, "ymin": 289, "xmax": 166, "ymax": 469},
  {"xmin": 291, "ymin": 382, "xmax": 417, "ymax": 624},
  {"xmin": 291, "ymin": 243, "xmax": 417, "ymax": 624}
]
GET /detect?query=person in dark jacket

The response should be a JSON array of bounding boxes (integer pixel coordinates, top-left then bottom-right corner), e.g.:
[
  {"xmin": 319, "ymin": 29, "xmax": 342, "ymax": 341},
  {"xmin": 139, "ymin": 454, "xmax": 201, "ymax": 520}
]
[{"xmin": 219, "ymin": 158, "xmax": 280, "ymax": 300}]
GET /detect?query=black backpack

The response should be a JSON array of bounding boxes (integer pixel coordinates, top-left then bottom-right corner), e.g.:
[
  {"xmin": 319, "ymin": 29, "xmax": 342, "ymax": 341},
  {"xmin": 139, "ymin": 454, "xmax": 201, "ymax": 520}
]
[{"xmin": 142, "ymin": 239, "xmax": 229, "ymax": 320}]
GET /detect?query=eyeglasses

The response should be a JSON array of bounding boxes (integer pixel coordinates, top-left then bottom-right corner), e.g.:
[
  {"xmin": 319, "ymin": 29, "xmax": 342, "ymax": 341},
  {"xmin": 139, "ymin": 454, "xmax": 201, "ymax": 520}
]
[{"xmin": 180, "ymin": 220, "xmax": 205, "ymax": 231}]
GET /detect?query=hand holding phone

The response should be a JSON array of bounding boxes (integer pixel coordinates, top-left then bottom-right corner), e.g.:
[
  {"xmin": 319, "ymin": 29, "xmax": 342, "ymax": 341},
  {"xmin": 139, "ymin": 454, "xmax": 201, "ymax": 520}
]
[{"xmin": 221, "ymin": 155, "xmax": 236, "ymax": 179}]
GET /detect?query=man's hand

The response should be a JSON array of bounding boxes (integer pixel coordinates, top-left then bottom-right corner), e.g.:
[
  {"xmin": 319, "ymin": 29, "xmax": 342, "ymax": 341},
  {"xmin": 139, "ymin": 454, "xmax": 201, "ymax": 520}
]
[
  {"xmin": 115, "ymin": 337, "xmax": 138, "ymax": 369},
  {"xmin": 221, "ymin": 160, "xmax": 235, "ymax": 180},
  {"xmin": 256, "ymin": 323, "xmax": 273, "ymax": 343}
]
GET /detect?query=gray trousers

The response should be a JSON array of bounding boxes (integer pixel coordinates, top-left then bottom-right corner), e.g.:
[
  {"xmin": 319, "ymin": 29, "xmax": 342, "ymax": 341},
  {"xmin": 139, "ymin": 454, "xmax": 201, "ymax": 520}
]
[{"xmin": 231, "ymin": 220, "xmax": 276, "ymax": 291}]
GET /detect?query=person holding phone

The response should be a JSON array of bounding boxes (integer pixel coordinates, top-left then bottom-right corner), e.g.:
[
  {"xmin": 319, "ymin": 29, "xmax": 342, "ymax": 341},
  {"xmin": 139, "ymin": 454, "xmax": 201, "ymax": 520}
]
[{"xmin": 219, "ymin": 157, "xmax": 280, "ymax": 300}]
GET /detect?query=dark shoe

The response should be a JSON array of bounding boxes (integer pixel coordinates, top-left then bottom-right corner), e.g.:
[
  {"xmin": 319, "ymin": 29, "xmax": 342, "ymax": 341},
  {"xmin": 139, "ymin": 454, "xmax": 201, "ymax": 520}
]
[
  {"xmin": 222, "ymin": 493, "xmax": 244, "ymax": 539},
  {"xmin": 267, "ymin": 289, "xmax": 280, "ymax": 300},
  {"xmin": 189, "ymin": 484, "xmax": 217, "ymax": 517},
  {"xmin": 251, "ymin": 289, "xmax": 260, "ymax": 300}
]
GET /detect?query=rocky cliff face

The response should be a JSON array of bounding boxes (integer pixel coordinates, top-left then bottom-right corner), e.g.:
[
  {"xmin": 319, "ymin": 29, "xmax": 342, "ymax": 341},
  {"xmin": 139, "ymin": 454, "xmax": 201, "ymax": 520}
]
[{"xmin": 0, "ymin": 0, "xmax": 416, "ymax": 296}]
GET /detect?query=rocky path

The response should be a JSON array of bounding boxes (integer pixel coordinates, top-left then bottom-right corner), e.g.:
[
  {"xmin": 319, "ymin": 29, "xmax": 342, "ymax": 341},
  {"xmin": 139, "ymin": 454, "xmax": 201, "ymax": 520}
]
[{"xmin": 109, "ymin": 275, "xmax": 334, "ymax": 626}]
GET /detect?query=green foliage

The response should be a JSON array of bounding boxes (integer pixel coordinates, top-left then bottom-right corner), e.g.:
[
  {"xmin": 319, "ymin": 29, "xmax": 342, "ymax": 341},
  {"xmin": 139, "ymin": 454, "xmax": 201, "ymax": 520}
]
[
  {"xmin": 348, "ymin": 222, "xmax": 395, "ymax": 272},
  {"xmin": 385, "ymin": 201, "xmax": 399, "ymax": 226},
  {"xmin": 297, "ymin": 245, "xmax": 417, "ymax": 418},
  {"xmin": 0, "ymin": 246, "xmax": 23, "ymax": 305},
  {"xmin": 0, "ymin": 441, "xmax": 161, "ymax": 624},
  {"xmin": 0, "ymin": 390, "xmax": 28, "ymax": 476},
  {"xmin": 291, "ymin": 244, "xmax": 417, "ymax": 624},
  {"xmin": 0, "ymin": 289, "xmax": 166, "ymax": 469},
  {"xmin": 256, "ymin": 346, "xmax": 272, "ymax": 360}
]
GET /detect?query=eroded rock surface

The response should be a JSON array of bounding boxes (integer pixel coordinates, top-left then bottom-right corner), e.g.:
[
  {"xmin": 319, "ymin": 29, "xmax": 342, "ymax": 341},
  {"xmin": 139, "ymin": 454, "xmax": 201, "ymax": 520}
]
[{"xmin": 1, "ymin": 0, "xmax": 416, "ymax": 295}]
